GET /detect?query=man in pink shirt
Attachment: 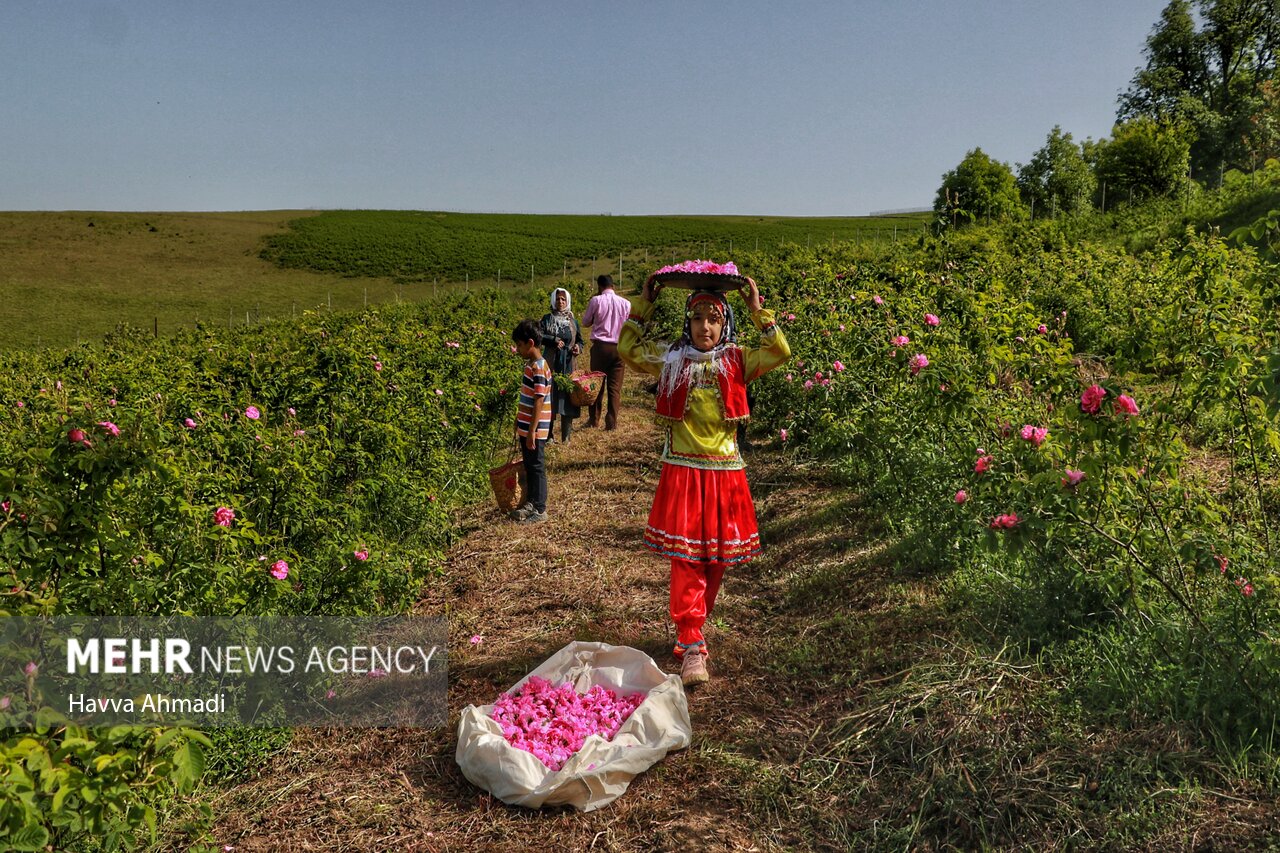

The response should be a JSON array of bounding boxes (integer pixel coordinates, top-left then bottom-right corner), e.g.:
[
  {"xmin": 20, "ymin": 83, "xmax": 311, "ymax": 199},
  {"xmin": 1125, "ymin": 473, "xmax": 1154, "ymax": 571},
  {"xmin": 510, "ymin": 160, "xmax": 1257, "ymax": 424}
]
[{"xmin": 581, "ymin": 274, "xmax": 631, "ymax": 430}]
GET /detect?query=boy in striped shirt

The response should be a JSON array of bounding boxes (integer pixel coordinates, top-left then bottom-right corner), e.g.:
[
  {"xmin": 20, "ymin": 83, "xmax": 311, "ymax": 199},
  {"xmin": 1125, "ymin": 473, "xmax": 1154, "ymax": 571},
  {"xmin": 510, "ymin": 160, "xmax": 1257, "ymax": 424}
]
[{"xmin": 511, "ymin": 319, "xmax": 552, "ymax": 523}]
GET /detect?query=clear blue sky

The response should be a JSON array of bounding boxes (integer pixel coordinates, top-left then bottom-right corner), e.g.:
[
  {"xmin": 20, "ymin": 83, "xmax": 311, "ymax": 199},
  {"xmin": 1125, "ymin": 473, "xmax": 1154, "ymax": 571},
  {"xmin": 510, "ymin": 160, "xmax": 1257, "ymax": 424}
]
[{"xmin": 2, "ymin": 1, "xmax": 1168, "ymax": 216}]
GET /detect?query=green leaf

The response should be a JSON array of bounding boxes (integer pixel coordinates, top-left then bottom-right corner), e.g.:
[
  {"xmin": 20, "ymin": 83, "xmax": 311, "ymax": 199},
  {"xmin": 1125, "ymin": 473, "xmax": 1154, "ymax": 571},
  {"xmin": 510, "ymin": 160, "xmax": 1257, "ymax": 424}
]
[{"xmin": 6, "ymin": 823, "xmax": 51, "ymax": 851}]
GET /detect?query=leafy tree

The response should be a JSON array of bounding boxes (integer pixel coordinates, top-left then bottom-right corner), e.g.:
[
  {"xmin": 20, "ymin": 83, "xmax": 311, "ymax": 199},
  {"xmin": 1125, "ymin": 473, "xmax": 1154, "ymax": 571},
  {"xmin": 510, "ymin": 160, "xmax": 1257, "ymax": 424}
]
[
  {"xmin": 1092, "ymin": 117, "xmax": 1194, "ymax": 203},
  {"xmin": 934, "ymin": 148, "xmax": 1025, "ymax": 227},
  {"xmin": 1119, "ymin": 0, "xmax": 1280, "ymax": 182},
  {"xmin": 1017, "ymin": 126, "xmax": 1098, "ymax": 217}
]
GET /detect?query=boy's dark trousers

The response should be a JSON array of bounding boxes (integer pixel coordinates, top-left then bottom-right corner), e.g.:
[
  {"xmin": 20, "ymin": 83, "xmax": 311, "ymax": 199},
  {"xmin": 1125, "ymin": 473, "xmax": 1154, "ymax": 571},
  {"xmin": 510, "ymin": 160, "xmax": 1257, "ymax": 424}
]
[{"xmin": 520, "ymin": 438, "xmax": 548, "ymax": 512}]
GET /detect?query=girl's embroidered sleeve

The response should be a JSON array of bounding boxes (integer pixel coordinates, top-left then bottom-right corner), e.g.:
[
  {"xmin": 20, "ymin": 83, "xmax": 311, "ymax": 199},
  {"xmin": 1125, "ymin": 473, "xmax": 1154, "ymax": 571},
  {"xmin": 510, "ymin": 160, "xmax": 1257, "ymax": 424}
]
[
  {"xmin": 618, "ymin": 297, "xmax": 668, "ymax": 377},
  {"xmin": 744, "ymin": 309, "xmax": 791, "ymax": 381}
]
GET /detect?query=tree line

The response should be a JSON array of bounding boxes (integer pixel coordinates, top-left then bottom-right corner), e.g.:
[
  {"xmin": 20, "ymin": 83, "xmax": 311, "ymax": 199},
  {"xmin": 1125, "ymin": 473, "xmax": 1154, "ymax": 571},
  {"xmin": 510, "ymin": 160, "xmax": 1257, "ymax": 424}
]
[{"xmin": 936, "ymin": 0, "xmax": 1280, "ymax": 225}]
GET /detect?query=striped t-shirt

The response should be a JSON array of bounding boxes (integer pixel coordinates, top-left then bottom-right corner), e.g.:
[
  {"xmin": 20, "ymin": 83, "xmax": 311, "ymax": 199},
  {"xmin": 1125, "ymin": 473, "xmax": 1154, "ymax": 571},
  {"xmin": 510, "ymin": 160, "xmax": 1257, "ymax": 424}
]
[{"xmin": 516, "ymin": 357, "xmax": 552, "ymax": 440}]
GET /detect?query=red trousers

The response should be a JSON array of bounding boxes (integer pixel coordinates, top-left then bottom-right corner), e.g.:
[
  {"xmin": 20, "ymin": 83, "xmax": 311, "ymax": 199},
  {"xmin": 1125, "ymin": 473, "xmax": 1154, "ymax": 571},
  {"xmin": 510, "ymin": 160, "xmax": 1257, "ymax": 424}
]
[{"xmin": 670, "ymin": 558, "xmax": 726, "ymax": 656}]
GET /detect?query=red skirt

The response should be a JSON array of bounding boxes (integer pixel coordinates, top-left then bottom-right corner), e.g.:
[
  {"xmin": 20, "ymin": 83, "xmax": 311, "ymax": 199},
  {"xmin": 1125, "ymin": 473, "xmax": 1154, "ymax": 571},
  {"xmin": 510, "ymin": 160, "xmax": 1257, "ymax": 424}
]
[{"xmin": 644, "ymin": 464, "xmax": 761, "ymax": 564}]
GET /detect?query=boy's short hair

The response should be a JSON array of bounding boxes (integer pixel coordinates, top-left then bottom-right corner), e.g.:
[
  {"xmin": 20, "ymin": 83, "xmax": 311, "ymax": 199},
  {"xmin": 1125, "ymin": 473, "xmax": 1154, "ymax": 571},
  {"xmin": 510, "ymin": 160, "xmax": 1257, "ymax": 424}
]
[
  {"xmin": 512, "ymin": 319, "xmax": 540, "ymax": 345},
  {"xmin": 596, "ymin": 274, "xmax": 614, "ymax": 290}
]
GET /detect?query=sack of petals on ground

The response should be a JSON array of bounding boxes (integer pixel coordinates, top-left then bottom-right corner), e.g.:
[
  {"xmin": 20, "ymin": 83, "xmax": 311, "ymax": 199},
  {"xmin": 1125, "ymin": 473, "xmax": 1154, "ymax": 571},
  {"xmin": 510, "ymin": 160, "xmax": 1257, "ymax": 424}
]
[{"xmin": 455, "ymin": 641, "xmax": 692, "ymax": 811}]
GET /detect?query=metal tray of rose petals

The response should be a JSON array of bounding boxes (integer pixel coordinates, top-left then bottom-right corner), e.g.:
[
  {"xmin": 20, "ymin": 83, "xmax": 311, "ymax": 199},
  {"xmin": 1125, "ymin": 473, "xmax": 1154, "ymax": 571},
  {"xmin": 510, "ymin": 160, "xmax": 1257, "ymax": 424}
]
[{"xmin": 650, "ymin": 271, "xmax": 751, "ymax": 292}]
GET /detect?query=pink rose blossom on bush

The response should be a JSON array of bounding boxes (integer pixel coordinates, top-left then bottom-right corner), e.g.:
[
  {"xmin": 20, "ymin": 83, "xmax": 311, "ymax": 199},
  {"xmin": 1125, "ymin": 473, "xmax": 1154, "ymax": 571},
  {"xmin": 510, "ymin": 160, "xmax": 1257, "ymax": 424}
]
[
  {"xmin": 435, "ymin": 389, "xmax": 444, "ymax": 396},
  {"xmin": 294, "ymin": 429, "xmax": 305, "ymax": 436},
  {"xmin": 24, "ymin": 662, "xmax": 38, "ymax": 677},
  {"xmin": 1216, "ymin": 555, "xmax": 1229, "ymax": 574},
  {"xmin": 245, "ymin": 406, "xmax": 261, "ymax": 420},
  {"xmin": 1080, "ymin": 384, "xmax": 1107, "ymax": 414},
  {"xmin": 288, "ymin": 407, "xmax": 296, "ymax": 416},
  {"xmin": 954, "ymin": 490, "xmax": 968, "ymax": 504},
  {"xmin": 803, "ymin": 379, "xmax": 814, "ymax": 390},
  {"xmin": 374, "ymin": 361, "xmax": 383, "ymax": 371},
  {"xmin": 785, "ymin": 374, "xmax": 793, "ymax": 382},
  {"xmin": 833, "ymin": 361, "xmax": 845, "ymax": 372},
  {"xmin": 873, "ymin": 295, "xmax": 884, "ymax": 305},
  {"xmin": 974, "ymin": 455, "xmax": 992, "ymax": 474},
  {"xmin": 270, "ymin": 560, "xmax": 289, "ymax": 580},
  {"xmin": 786, "ymin": 313, "xmax": 796, "ymax": 322},
  {"xmin": 1037, "ymin": 324, "xmax": 1048, "ymax": 334},
  {"xmin": 1019, "ymin": 425, "xmax": 1048, "ymax": 446},
  {"xmin": 1015, "ymin": 335, "xmax": 1025, "ymax": 343},
  {"xmin": 1062, "ymin": 469, "xmax": 1085, "ymax": 487},
  {"xmin": 213, "ymin": 507, "xmax": 235, "ymax": 527},
  {"xmin": 15, "ymin": 401, "xmax": 23, "ymax": 409},
  {"xmin": 68, "ymin": 428, "xmax": 87, "ymax": 444},
  {"xmin": 0, "ymin": 696, "xmax": 9, "ymax": 711},
  {"xmin": 109, "ymin": 399, "xmax": 117, "ymax": 407},
  {"xmin": 184, "ymin": 418, "xmax": 197, "ymax": 429},
  {"xmin": 925, "ymin": 313, "xmax": 940, "ymax": 326},
  {"xmin": 491, "ymin": 676, "xmax": 646, "ymax": 771},
  {"xmin": 354, "ymin": 549, "xmax": 369, "ymax": 562},
  {"xmin": 989, "ymin": 513, "xmax": 1020, "ymax": 530},
  {"xmin": 909, "ymin": 354, "xmax": 929, "ymax": 376},
  {"xmin": 892, "ymin": 335, "xmax": 910, "ymax": 347},
  {"xmin": 1115, "ymin": 394, "xmax": 1139, "ymax": 416},
  {"xmin": 839, "ymin": 324, "xmax": 846, "ymax": 332},
  {"xmin": 97, "ymin": 421, "xmax": 120, "ymax": 437},
  {"xmin": 780, "ymin": 428, "xmax": 788, "ymax": 442}
]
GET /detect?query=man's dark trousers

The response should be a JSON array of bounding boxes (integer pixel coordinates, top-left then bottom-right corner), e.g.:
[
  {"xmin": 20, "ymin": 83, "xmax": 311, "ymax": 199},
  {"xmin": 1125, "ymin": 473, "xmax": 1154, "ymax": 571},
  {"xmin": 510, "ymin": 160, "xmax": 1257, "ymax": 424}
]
[{"xmin": 588, "ymin": 341, "xmax": 625, "ymax": 430}]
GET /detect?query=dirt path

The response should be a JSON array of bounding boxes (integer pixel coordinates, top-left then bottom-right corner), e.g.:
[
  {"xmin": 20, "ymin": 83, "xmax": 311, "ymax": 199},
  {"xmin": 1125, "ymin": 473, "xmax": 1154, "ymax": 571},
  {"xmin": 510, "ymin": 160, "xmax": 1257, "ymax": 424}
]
[{"xmin": 201, "ymin": 374, "xmax": 841, "ymax": 852}]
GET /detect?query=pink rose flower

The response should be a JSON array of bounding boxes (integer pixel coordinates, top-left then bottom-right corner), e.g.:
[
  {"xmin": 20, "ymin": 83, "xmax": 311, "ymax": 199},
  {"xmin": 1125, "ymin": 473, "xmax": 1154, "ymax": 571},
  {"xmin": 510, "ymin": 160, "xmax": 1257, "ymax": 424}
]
[
  {"xmin": 213, "ymin": 507, "xmax": 235, "ymax": 527},
  {"xmin": 97, "ymin": 421, "xmax": 120, "ymax": 437},
  {"xmin": 873, "ymin": 295, "xmax": 884, "ymax": 305},
  {"xmin": 974, "ymin": 455, "xmax": 992, "ymax": 474},
  {"xmin": 1115, "ymin": 394, "xmax": 1139, "ymax": 416},
  {"xmin": 1019, "ymin": 425, "xmax": 1048, "ymax": 447},
  {"xmin": 245, "ymin": 406, "xmax": 261, "ymax": 420},
  {"xmin": 925, "ymin": 313, "xmax": 940, "ymax": 326},
  {"xmin": 803, "ymin": 380, "xmax": 814, "ymax": 390},
  {"xmin": 184, "ymin": 418, "xmax": 197, "ymax": 429},
  {"xmin": 1216, "ymin": 555, "xmax": 1229, "ymax": 574},
  {"xmin": 909, "ymin": 354, "xmax": 929, "ymax": 375},
  {"xmin": 270, "ymin": 560, "xmax": 289, "ymax": 580},
  {"xmin": 1062, "ymin": 469, "xmax": 1085, "ymax": 487},
  {"xmin": 892, "ymin": 335, "xmax": 910, "ymax": 347},
  {"xmin": 354, "ymin": 549, "xmax": 369, "ymax": 562},
  {"xmin": 780, "ymin": 428, "xmax": 788, "ymax": 441},
  {"xmin": 67, "ymin": 428, "xmax": 87, "ymax": 444},
  {"xmin": 833, "ymin": 361, "xmax": 845, "ymax": 372},
  {"xmin": 23, "ymin": 662, "xmax": 37, "ymax": 677},
  {"xmin": 1037, "ymin": 324, "xmax": 1048, "ymax": 334},
  {"xmin": 989, "ymin": 513, "xmax": 1020, "ymax": 530},
  {"xmin": 1080, "ymin": 384, "xmax": 1107, "ymax": 415},
  {"xmin": 954, "ymin": 490, "xmax": 968, "ymax": 504},
  {"xmin": 374, "ymin": 361, "xmax": 383, "ymax": 371}
]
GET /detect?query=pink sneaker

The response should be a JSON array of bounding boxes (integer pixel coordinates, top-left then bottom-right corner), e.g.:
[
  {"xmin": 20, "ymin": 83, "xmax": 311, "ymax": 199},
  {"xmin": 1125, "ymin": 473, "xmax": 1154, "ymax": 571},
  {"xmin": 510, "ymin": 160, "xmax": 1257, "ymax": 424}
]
[{"xmin": 680, "ymin": 649, "xmax": 709, "ymax": 686}]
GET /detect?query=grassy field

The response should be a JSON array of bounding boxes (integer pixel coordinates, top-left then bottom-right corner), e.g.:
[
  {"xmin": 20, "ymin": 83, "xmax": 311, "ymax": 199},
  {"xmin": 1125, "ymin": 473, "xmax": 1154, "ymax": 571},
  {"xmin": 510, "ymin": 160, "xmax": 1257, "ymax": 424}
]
[
  {"xmin": 259, "ymin": 209, "xmax": 931, "ymax": 281},
  {"xmin": 0, "ymin": 209, "xmax": 928, "ymax": 349}
]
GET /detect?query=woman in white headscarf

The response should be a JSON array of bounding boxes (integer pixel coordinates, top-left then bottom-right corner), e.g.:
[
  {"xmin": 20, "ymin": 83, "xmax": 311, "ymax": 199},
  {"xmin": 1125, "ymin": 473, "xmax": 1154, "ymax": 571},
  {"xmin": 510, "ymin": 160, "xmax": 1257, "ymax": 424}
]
[{"xmin": 539, "ymin": 287, "xmax": 583, "ymax": 443}]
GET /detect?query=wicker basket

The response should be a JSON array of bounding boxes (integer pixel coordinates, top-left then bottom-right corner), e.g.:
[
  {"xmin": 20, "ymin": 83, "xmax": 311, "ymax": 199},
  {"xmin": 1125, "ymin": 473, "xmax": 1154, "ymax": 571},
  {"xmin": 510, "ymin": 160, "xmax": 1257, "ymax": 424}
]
[
  {"xmin": 569, "ymin": 371, "xmax": 606, "ymax": 407},
  {"xmin": 488, "ymin": 456, "xmax": 526, "ymax": 513}
]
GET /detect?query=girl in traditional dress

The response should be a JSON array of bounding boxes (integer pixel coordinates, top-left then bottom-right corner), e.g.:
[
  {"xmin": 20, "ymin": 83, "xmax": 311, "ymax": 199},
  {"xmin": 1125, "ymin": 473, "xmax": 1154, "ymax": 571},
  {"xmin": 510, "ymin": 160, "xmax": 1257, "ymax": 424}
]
[
  {"xmin": 539, "ymin": 287, "xmax": 583, "ymax": 444},
  {"xmin": 619, "ymin": 274, "xmax": 790, "ymax": 685}
]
